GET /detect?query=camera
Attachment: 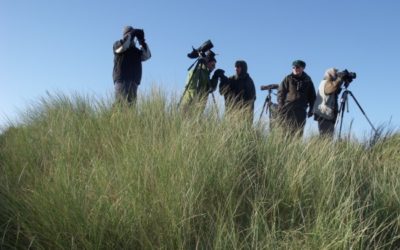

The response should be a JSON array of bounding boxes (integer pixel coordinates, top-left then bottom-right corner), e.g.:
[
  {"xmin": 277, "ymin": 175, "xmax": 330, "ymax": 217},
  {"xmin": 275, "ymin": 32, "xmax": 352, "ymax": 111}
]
[
  {"xmin": 133, "ymin": 29, "xmax": 144, "ymax": 41},
  {"xmin": 260, "ymin": 84, "xmax": 279, "ymax": 91},
  {"xmin": 125, "ymin": 28, "xmax": 145, "ymax": 43},
  {"xmin": 187, "ymin": 40, "xmax": 214, "ymax": 59},
  {"xmin": 337, "ymin": 69, "xmax": 356, "ymax": 84},
  {"xmin": 128, "ymin": 28, "xmax": 145, "ymax": 44}
]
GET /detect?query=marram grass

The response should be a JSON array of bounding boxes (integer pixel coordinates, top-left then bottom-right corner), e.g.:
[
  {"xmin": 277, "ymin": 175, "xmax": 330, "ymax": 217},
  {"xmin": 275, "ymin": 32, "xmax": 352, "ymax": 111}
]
[{"xmin": 1, "ymin": 91, "xmax": 400, "ymax": 249}]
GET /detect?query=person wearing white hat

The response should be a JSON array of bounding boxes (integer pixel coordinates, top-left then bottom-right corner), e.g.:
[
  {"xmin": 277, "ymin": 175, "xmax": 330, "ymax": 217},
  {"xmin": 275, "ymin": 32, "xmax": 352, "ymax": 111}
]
[{"xmin": 313, "ymin": 68, "xmax": 347, "ymax": 137}]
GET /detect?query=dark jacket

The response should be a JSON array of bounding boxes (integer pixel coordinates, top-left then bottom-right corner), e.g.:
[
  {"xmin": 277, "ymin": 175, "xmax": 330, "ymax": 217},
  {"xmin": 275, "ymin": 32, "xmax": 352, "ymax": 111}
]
[
  {"xmin": 219, "ymin": 61, "xmax": 256, "ymax": 111},
  {"xmin": 277, "ymin": 72, "xmax": 316, "ymax": 114},
  {"xmin": 112, "ymin": 38, "xmax": 144, "ymax": 84}
]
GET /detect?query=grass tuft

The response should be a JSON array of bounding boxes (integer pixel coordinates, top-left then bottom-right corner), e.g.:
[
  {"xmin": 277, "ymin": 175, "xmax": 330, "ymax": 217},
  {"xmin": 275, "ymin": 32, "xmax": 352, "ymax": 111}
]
[{"xmin": 1, "ymin": 91, "xmax": 399, "ymax": 249}]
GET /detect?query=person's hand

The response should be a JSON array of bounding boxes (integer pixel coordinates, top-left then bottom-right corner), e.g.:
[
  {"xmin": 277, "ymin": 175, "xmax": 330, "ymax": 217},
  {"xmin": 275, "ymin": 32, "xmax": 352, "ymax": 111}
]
[
  {"xmin": 139, "ymin": 40, "xmax": 147, "ymax": 49},
  {"xmin": 123, "ymin": 33, "xmax": 132, "ymax": 42},
  {"xmin": 212, "ymin": 69, "xmax": 225, "ymax": 79},
  {"xmin": 135, "ymin": 29, "xmax": 145, "ymax": 41}
]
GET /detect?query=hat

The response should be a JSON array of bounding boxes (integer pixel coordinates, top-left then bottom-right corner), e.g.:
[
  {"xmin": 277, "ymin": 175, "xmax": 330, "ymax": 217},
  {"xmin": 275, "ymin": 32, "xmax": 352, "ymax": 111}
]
[
  {"xmin": 292, "ymin": 60, "xmax": 306, "ymax": 68},
  {"xmin": 123, "ymin": 26, "xmax": 134, "ymax": 36},
  {"xmin": 324, "ymin": 68, "xmax": 338, "ymax": 79}
]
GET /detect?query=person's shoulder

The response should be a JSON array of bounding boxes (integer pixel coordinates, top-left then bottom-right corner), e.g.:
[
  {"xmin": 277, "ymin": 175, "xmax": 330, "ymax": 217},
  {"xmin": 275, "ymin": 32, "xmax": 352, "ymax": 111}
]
[
  {"xmin": 283, "ymin": 74, "xmax": 292, "ymax": 82},
  {"xmin": 246, "ymin": 74, "xmax": 255, "ymax": 84},
  {"xmin": 303, "ymin": 72, "xmax": 313, "ymax": 81},
  {"xmin": 113, "ymin": 40, "xmax": 123, "ymax": 52},
  {"xmin": 320, "ymin": 79, "xmax": 328, "ymax": 85}
]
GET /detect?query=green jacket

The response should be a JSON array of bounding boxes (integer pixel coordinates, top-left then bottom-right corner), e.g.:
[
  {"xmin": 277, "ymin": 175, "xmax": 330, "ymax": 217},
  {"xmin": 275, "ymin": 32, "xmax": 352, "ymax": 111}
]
[{"xmin": 181, "ymin": 64, "xmax": 217, "ymax": 107}]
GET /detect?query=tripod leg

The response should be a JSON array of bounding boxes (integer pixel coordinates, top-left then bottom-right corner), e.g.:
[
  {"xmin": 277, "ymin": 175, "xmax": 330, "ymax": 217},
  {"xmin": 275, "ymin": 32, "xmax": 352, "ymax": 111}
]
[
  {"xmin": 178, "ymin": 85, "xmax": 189, "ymax": 108},
  {"xmin": 348, "ymin": 91, "xmax": 377, "ymax": 133},
  {"xmin": 335, "ymin": 94, "xmax": 347, "ymax": 140},
  {"xmin": 258, "ymin": 96, "xmax": 269, "ymax": 122},
  {"xmin": 179, "ymin": 60, "xmax": 200, "ymax": 108},
  {"xmin": 337, "ymin": 107, "xmax": 346, "ymax": 140}
]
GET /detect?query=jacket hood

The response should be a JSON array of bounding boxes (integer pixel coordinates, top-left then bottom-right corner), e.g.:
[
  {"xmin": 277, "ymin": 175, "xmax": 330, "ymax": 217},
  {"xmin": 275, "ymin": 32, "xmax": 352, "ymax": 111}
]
[{"xmin": 235, "ymin": 60, "xmax": 248, "ymax": 79}]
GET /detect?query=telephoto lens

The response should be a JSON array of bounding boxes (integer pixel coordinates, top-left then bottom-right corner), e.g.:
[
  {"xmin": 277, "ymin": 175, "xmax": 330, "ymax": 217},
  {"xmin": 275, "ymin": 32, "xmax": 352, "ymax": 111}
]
[
  {"xmin": 187, "ymin": 40, "xmax": 214, "ymax": 59},
  {"xmin": 260, "ymin": 84, "xmax": 279, "ymax": 90}
]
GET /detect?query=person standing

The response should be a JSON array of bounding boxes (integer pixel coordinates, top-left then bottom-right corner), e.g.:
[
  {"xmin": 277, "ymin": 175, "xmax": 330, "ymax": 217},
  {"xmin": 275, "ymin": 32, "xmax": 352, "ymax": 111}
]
[
  {"xmin": 112, "ymin": 26, "xmax": 151, "ymax": 105},
  {"xmin": 219, "ymin": 60, "xmax": 256, "ymax": 122},
  {"xmin": 277, "ymin": 60, "xmax": 316, "ymax": 136},
  {"xmin": 180, "ymin": 53, "xmax": 223, "ymax": 114},
  {"xmin": 313, "ymin": 68, "xmax": 347, "ymax": 137}
]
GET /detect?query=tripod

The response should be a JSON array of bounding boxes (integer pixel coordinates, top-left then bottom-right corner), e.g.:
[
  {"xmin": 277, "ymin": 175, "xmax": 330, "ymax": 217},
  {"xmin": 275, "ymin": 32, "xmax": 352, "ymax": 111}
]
[
  {"xmin": 178, "ymin": 58, "xmax": 218, "ymax": 112},
  {"xmin": 258, "ymin": 89, "xmax": 277, "ymax": 128},
  {"xmin": 335, "ymin": 87, "xmax": 377, "ymax": 139}
]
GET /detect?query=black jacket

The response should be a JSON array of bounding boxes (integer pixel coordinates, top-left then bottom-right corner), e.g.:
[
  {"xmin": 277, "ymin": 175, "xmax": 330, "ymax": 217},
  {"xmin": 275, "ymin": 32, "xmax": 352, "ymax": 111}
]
[
  {"xmin": 219, "ymin": 61, "xmax": 256, "ymax": 110},
  {"xmin": 112, "ymin": 39, "xmax": 143, "ymax": 84}
]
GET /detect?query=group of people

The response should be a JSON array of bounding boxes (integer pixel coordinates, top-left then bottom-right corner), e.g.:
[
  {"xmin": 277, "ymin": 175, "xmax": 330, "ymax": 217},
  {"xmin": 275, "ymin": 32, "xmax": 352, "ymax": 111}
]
[
  {"xmin": 112, "ymin": 26, "xmax": 349, "ymax": 138},
  {"xmin": 179, "ymin": 53, "xmax": 256, "ymax": 124},
  {"xmin": 274, "ymin": 60, "xmax": 350, "ymax": 138}
]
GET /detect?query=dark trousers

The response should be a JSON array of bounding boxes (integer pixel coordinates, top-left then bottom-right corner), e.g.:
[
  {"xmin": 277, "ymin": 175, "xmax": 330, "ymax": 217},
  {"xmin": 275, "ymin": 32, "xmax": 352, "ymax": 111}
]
[
  {"xmin": 282, "ymin": 109, "xmax": 306, "ymax": 137},
  {"xmin": 317, "ymin": 118, "xmax": 335, "ymax": 138},
  {"xmin": 114, "ymin": 80, "xmax": 138, "ymax": 105}
]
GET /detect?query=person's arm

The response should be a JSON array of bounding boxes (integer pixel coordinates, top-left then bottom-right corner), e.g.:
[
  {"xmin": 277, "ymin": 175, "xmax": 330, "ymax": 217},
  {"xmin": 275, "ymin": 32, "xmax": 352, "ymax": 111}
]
[
  {"xmin": 209, "ymin": 77, "xmax": 218, "ymax": 93},
  {"xmin": 207, "ymin": 69, "xmax": 224, "ymax": 92},
  {"xmin": 140, "ymin": 42, "xmax": 151, "ymax": 61},
  {"xmin": 114, "ymin": 34, "xmax": 133, "ymax": 54},
  {"xmin": 324, "ymin": 77, "xmax": 344, "ymax": 95},
  {"xmin": 218, "ymin": 75, "xmax": 230, "ymax": 95},
  {"xmin": 134, "ymin": 29, "xmax": 151, "ymax": 61},
  {"xmin": 248, "ymin": 77, "xmax": 256, "ymax": 102},
  {"xmin": 277, "ymin": 77, "xmax": 288, "ymax": 109},
  {"xmin": 307, "ymin": 80, "xmax": 317, "ymax": 117}
]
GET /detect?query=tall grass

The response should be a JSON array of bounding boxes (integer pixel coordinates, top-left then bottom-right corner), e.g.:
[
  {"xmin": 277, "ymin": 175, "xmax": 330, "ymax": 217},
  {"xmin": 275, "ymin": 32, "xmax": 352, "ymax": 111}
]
[{"xmin": 1, "ymin": 90, "xmax": 399, "ymax": 249}]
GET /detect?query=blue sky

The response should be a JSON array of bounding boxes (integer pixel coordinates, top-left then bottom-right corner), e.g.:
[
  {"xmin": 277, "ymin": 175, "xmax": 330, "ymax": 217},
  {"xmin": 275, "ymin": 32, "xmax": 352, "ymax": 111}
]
[{"xmin": 1, "ymin": 0, "xmax": 399, "ymax": 138}]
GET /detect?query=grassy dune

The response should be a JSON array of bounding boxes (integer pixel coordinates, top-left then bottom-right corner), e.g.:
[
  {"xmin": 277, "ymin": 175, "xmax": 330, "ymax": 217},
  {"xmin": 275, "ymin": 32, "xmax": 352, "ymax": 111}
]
[{"xmin": 1, "ymin": 91, "xmax": 400, "ymax": 249}]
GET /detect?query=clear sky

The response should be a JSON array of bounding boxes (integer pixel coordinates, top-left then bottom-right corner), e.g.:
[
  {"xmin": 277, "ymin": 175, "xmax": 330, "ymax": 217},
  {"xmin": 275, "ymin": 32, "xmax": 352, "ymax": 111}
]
[{"xmin": 1, "ymin": 0, "xmax": 399, "ymax": 138}]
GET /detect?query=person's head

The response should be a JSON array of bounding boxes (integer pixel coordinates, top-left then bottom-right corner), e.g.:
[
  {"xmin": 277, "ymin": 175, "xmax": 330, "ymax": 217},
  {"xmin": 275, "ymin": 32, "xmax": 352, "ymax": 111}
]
[
  {"xmin": 292, "ymin": 60, "xmax": 306, "ymax": 76},
  {"xmin": 206, "ymin": 58, "xmax": 216, "ymax": 71},
  {"xmin": 205, "ymin": 55, "xmax": 217, "ymax": 71},
  {"xmin": 324, "ymin": 68, "xmax": 338, "ymax": 80},
  {"xmin": 123, "ymin": 26, "xmax": 134, "ymax": 37},
  {"xmin": 235, "ymin": 60, "xmax": 248, "ymax": 77}
]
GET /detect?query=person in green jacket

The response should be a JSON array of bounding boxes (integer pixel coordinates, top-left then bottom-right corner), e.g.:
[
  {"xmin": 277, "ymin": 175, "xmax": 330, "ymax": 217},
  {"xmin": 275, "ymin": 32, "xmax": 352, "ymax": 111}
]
[{"xmin": 180, "ymin": 54, "xmax": 224, "ymax": 113}]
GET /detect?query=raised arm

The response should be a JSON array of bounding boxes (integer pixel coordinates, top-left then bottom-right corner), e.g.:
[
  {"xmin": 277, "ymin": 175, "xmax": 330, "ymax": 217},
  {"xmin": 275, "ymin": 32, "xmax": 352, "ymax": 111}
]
[
  {"xmin": 277, "ymin": 77, "xmax": 288, "ymax": 108},
  {"xmin": 114, "ymin": 34, "xmax": 133, "ymax": 54}
]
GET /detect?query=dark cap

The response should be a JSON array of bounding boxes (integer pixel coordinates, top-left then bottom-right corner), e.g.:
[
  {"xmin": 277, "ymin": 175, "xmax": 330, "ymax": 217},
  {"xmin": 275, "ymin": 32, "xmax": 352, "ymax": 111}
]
[
  {"xmin": 292, "ymin": 60, "xmax": 306, "ymax": 68},
  {"xmin": 123, "ymin": 26, "xmax": 134, "ymax": 36}
]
